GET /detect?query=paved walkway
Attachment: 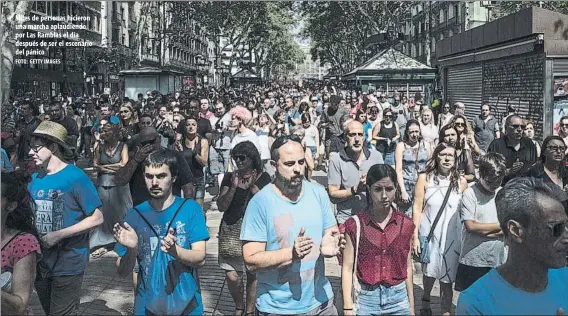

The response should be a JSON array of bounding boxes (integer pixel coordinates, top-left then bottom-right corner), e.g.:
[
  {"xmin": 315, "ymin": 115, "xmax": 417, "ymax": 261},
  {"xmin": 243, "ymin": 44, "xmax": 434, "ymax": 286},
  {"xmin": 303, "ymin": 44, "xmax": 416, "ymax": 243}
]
[{"xmin": 30, "ymin": 169, "xmax": 460, "ymax": 315}]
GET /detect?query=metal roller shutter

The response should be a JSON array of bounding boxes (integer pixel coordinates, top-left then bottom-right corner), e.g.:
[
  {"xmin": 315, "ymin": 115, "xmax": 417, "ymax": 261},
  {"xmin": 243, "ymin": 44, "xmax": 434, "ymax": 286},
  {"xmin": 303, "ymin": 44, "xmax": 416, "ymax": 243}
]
[
  {"xmin": 446, "ymin": 64, "xmax": 483, "ymax": 122},
  {"xmin": 554, "ymin": 59, "xmax": 568, "ymax": 75},
  {"xmin": 482, "ymin": 54, "xmax": 544, "ymax": 139}
]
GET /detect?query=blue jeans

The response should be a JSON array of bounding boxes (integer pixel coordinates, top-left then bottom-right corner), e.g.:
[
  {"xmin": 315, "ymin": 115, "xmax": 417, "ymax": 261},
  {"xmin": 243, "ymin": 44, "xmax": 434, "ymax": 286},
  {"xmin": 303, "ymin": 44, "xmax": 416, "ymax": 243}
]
[{"xmin": 357, "ymin": 281, "xmax": 410, "ymax": 315}]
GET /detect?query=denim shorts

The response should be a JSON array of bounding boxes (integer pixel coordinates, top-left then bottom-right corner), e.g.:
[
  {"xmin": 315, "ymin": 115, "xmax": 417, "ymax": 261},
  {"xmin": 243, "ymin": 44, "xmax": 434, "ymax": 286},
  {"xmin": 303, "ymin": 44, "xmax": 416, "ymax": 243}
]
[
  {"xmin": 382, "ymin": 151, "xmax": 395, "ymax": 165},
  {"xmin": 356, "ymin": 281, "xmax": 410, "ymax": 315},
  {"xmin": 194, "ymin": 176, "xmax": 206, "ymax": 199}
]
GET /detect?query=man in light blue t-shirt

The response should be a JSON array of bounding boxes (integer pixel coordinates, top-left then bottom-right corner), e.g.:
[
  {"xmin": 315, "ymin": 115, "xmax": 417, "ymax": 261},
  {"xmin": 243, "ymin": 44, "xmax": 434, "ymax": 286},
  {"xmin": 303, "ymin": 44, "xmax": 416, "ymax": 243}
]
[
  {"xmin": 457, "ymin": 177, "xmax": 568, "ymax": 315},
  {"xmin": 241, "ymin": 136, "xmax": 345, "ymax": 315}
]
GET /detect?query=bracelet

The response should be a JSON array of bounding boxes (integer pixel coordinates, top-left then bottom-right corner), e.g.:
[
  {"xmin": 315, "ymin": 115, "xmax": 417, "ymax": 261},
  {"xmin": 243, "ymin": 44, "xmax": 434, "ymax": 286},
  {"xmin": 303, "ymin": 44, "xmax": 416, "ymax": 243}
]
[
  {"xmin": 351, "ymin": 186, "xmax": 356, "ymax": 195},
  {"xmin": 344, "ymin": 308, "xmax": 353, "ymax": 311}
]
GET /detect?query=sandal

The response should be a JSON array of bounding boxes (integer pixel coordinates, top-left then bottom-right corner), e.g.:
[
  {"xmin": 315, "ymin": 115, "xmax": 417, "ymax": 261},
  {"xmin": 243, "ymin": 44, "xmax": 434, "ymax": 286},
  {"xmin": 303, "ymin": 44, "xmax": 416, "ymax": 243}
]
[{"xmin": 90, "ymin": 248, "xmax": 108, "ymax": 259}]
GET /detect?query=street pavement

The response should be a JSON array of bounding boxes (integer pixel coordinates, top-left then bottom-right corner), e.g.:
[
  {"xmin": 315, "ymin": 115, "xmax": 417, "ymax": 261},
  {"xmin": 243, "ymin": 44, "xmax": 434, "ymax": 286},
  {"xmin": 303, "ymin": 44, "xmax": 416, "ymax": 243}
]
[{"xmin": 29, "ymin": 167, "xmax": 460, "ymax": 315}]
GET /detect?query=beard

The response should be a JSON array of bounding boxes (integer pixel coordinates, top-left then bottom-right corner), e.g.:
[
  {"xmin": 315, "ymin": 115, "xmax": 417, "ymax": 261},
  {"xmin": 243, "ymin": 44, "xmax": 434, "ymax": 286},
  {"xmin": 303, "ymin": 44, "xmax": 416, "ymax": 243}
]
[{"xmin": 273, "ymin": 171, "xmax": 304, "ymax": 201}]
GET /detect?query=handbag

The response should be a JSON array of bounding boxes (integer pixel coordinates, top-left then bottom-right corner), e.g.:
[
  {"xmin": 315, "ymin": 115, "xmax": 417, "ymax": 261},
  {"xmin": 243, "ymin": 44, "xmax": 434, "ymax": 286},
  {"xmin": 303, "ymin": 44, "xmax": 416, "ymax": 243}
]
[
  {"xmin": 134, "ymin": 199, "xmax": 201, "ymax": 315},
  {"xmin": 218, "ymin": 184, "xmax": 253, "ymax": 259},
  {"xmin": 414, "ymin": 181, "xmax": 455, "ymax": 264},
  {"xmin": 351, "ymin": 215, "xmax": 362, "ymax": 314}
]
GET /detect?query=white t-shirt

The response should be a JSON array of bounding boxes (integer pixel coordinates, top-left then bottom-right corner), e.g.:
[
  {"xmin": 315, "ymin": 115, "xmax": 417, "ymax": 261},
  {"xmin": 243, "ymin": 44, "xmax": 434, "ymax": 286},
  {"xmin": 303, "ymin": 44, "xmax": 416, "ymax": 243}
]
[
  {"xmin": 231, "ymin": 128, "xmax": 262, "ymax": 154},
  {"xmin": 304, "ymin": 125, "xmax": 318, "ymax": 147}
]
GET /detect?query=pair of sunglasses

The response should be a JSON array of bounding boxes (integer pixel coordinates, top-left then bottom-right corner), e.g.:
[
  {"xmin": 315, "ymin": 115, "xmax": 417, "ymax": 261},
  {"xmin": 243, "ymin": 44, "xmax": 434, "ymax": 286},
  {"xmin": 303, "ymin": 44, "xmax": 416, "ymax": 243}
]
[{"xmin": 271, "ymin": 134, "xmax": 302, "ymax": 152}]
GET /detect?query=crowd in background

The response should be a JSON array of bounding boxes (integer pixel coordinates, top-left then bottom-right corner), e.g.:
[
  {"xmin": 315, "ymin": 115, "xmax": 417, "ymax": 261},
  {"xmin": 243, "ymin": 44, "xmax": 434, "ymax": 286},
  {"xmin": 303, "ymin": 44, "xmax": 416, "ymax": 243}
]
[{"xmin": 1, "ymin": 83, "xmax": 567, "ymax": 316}]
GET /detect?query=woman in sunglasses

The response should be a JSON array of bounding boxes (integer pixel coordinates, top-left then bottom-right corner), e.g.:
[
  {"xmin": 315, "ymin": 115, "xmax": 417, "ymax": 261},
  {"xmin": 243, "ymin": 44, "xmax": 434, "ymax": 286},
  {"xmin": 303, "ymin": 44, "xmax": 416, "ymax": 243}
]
[
  {"xmin": 91, "ymin": 122, "xmax": 131, "ymax": 258},
  {"xmin": 451, "ymin": 115, "xmax": 482, "ymax": 156},
  {"xmin": 175, "ymin": 114, "xmax": 209, "ymax": 208},
  {"xmin": 438, "ymin": 103, "xmax": 454, "ymax": 129},
  {"xmin": 525, "ymin": 136, "xmax": 568, "ymax": 195},
  {"xmin": 216, "ymin": 141, "xmax": 272, "ymax": 316},
  {"xmin": 439, "ymin": 124, "xmax": 475, "ymax": 182},
  {"xmin": 372, "ymin": 108, "xmax": 400, "ymax": 166}
]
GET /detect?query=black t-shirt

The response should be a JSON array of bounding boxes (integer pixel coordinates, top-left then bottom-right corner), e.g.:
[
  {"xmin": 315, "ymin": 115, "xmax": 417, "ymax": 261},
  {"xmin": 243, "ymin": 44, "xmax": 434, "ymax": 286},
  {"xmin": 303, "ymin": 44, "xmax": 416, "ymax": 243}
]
[
  {"xmin": 175, "ymin": 118, "xmax": 212, "ymax": 138},
  {"xmin": 220, "ymin": 171, "xmax": 272, "ymax": 224},
  {"xmin": 57, "ymin": 116, "xmax": 79, "ymax": 136},
  {"xmin": 129, "ymin": 149, "xmax": 194, "ymax": 206}
]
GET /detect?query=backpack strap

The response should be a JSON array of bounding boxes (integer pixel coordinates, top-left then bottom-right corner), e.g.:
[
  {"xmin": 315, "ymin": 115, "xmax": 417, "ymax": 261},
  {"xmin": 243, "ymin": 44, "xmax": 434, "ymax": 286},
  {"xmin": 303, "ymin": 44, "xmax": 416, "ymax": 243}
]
[{"xmin": 133, "ymin": 199, "xmax": 189, "ymax": 238}]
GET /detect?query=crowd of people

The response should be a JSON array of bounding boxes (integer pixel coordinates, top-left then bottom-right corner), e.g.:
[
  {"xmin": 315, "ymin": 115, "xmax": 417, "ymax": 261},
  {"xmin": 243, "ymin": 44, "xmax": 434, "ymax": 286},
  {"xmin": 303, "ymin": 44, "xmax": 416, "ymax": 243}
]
[{"xmin": 1, "ymin": 84, "xmax": 567, "ymax": 316}]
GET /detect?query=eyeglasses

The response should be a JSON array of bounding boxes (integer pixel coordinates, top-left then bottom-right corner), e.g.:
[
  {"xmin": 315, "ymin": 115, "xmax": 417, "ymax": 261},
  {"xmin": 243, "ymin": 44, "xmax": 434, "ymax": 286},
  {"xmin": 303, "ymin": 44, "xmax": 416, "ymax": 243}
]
[
  {"xmin": 233, "ymin": 154, "xmax": 248, "ymax": 162},
  {"xmin": 454, "ymin": 122, "xmax": 465, "ymax": 126},
  {"xmin": 272, "ymin": 134, "xmax": 302, "ymax": 151},
  {"xmin": 560, "ymin": 123, "xmax": 568, "ymax": 128},
  {"xmin": 384, "ymin": 115, "xmax": 393, "ymax": 118},
  {"xmin": 509, "ymin": 124, "xmax": 526, "ymax": 130},
  {"xmin": 546, "ymin": 220, "xmax": 568, "ymax": 238},
  {"xmin": 546, "ymin": 145, "xmax": 566, "ymax": 152},
  {"xmin": 29, "ymin": 142, "xmax": 44, "ymax": 153}
]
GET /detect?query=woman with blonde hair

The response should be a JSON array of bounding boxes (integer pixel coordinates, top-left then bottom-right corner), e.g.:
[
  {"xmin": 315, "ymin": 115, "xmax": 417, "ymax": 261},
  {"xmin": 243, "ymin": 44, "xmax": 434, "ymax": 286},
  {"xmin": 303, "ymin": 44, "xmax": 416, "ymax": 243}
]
[
  {"xmin": 118, "ymin": 103, "xmax": 139, "ymax": 142},
  {"xmin": 420, "ymin": 108, "xmax": 439, "ymax": 152}
]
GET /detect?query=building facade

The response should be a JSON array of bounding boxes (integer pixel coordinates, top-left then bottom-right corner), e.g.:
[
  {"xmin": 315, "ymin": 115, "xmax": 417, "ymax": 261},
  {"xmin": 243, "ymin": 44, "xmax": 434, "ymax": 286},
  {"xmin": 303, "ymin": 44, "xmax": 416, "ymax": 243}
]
[
  {"xmin": 10, "ymin": 1, "xmax": 212, "ymax": 99},
  {"xmin": 399, "ymin": 1, "xmax": 492, "ymax": 66}
]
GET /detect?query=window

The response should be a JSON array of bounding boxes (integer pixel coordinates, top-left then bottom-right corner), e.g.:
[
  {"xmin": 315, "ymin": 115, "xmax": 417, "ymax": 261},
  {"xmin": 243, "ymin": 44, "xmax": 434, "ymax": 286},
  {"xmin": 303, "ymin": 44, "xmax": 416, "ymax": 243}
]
[
  {"xmin": 440, "ymin": 9, "xmax": 445, "ymax": 24},
  {"xmin": 448, "ymin": 4, "xmax": 455, "ymax": 19},
  {"xmin": 449, "ymin": 29, "xmax": 454, "ymax": 37},
  {"xmin": 36, "ymin": 1, "xmax": 47, "ymax": 14},
  {"xmin": 431, "ymin": 37, "xmax": 436, "ymax": 52},
  {"xmin": 121, "ymin": 7, "xmax": 125, "ymax": 22},
  {"xmin": 418, "ymin": 43, "xmax": 422, "ymax": 56}
]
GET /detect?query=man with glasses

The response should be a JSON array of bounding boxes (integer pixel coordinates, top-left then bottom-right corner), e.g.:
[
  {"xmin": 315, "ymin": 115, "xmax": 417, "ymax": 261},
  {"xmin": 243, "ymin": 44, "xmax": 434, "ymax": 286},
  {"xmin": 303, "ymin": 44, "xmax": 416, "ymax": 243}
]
[
  {"xmin": 557, "ymin": 115, "xmax": 568, "ymax": 154},
  {"xmin": 472, "ymin": 103, "xmax": 500, "ymax": 153},
  {"xmin": 28, "ymin": 121, "xmax": 104, "ymax": 315},
  {"xmin": 241, "ymin": 135, "xmax": 345, "ymax": 315},
  {"xmin": 328, "ymin": 120, "xmax": 384, "ymax": 225},
  {"xmin": 488, "ymin": 115, "xmax": 537, "ymax": 184},
  {"xmin": 457, "ymin": 177, "xmax": 568, "ymax": 315}
]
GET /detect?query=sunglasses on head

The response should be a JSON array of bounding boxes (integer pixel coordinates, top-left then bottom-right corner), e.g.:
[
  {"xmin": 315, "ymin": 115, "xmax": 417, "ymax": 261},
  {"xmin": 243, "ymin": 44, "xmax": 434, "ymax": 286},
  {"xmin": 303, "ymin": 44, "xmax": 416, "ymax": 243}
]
[
  {"xmin": 547, "ymin": 220, "xmax": 568, "ymax": 238},
  {"xmin": 272, "ymin": 134, "xmax": 302, "ymax": 151}
]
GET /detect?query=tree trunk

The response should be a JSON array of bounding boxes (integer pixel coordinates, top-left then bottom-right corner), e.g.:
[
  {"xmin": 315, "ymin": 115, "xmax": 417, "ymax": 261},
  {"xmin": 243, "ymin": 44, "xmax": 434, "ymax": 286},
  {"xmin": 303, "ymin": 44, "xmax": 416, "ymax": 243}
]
[{"xmin": 1, "ymin": 1, "xmax": 31, "ymax": 103}]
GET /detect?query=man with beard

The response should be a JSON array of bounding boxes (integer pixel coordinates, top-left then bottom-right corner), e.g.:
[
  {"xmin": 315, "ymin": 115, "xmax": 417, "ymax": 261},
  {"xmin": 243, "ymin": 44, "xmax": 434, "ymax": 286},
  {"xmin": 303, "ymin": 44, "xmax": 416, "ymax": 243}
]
[
  {"xmin": 114, "ymin": 127, "xmax": 195, "ymax": 206},
  {"xmin": 328, "ymin": 120, "xmax": 384, "ymax": 225},
  {"xmin": 114, "ymin": 149, "xmax": 208, "ymax": 315},
  {"xmin": 48, "ymin": 102, "xmax": 79, "ymax": 162},
  {"xmin": 488, "ymin": 115, "xmax": 537, "ymax": 184},
  {"xmin": 240, "ymin": 135, "xmax": 345, "ymax": 315}
]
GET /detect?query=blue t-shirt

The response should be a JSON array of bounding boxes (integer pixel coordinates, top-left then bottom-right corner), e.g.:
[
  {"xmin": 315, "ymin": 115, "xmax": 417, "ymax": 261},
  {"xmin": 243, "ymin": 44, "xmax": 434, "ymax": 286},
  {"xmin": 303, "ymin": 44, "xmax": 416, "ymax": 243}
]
[
  {"xmin": 28, "ymin": 164, "xmax": 102, "ymax": 276},
  {"xmin": 456, "ymin": 267, "xmax": 568, "ymax": 315},
  {"xmin": 363, "ymin": 121, "xmax": 373, "ymax": 148},
  {"xmin": 1, "ymin": 148, "xmax": 13, "ymax": 171},
  {"xmin": 240, "ymin": 181, "xmax": 337, "ymax": 315},
  {"xmin": 114, "ymin": 197, "xmax": 209, "ymax": 315}
]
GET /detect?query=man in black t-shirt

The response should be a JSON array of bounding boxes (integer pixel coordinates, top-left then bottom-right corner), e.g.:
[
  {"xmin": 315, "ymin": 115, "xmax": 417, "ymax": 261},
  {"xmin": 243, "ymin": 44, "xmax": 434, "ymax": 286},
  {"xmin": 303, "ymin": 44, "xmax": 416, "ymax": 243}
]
[
  {"xmin": 114, "ymin": 127, "xmax": 195, "ymax": 205},
  {"xmin": 49, "ymin": 102, "xmax": 79, "ymax": 162}
]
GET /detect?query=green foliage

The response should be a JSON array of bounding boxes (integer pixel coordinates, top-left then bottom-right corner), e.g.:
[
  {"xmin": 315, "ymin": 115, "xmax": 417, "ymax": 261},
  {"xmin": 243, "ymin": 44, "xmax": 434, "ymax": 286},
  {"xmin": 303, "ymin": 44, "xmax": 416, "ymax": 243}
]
[
  {"xmin": 494, "ymin": 1, "xmax": 568, "ymax": 18},
  {"xmin": 300, "ymin": 1, "xmax": 411, "ymax": 74}
]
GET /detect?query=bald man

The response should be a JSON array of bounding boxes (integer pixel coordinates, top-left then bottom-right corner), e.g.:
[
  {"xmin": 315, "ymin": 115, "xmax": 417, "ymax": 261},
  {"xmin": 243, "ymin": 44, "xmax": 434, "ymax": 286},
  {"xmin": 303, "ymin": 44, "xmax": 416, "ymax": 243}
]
[
  {"xmin": 115, "ymin": 127, "xmax": 195, "ymax": 205},
  {"xmin": 328, "ymin": 120, "xmax": 384, "ymax": 224}
]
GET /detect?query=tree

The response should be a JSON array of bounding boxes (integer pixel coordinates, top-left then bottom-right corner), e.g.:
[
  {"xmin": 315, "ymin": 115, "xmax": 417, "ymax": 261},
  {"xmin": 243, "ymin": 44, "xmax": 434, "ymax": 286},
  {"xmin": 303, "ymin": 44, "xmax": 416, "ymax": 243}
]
[
  {"xmin": 300, "ymin": 1, "xmax": 411, "ymax": 74},
  {"xmin": 1, "ymin": 1, "xmax": 31, "ymax": 103},
  {"xmin": 493, "ymin": 1, "xmax": 568, "ymax": 18}
]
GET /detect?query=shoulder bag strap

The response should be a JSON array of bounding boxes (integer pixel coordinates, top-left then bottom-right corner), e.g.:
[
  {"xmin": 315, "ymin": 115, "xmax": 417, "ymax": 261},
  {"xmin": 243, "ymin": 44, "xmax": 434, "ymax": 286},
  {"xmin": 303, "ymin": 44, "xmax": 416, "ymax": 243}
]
[
  {"xmin": 165, "ymin": 199, "xmax": 189, "ymax": 232},
  {"xmin": 353, "ymin": 215, "xmax": 361, "ymax": 277},
  {"xmin": 426, "ymin": 182, "xmax": 454, "ymax": 242},
  {"xmin": 133, "ymin": 199, "xmax": 189, "ymax": 238},
  {"xmin": 425, "ymin": 181, "xmax": 455, "ymax": 243}
]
